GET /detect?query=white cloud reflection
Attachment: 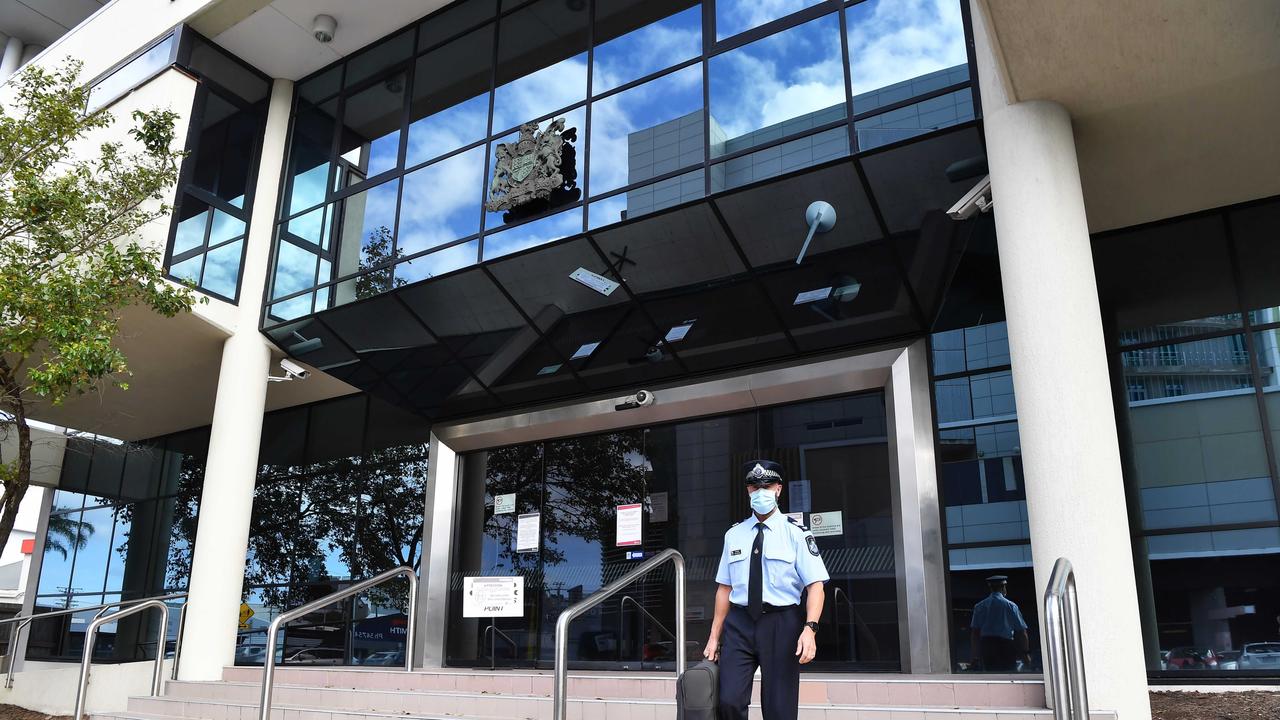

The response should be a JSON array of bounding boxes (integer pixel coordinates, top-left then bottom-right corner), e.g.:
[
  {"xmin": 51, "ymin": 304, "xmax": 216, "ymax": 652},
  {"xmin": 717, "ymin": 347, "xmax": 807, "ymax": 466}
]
[{"xmin": 846, "ymin": 0, "xmax": 968, "ymax": 95}]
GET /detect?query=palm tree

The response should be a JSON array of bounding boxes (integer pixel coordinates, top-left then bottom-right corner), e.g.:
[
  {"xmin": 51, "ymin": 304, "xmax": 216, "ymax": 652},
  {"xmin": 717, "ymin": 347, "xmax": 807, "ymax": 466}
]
[{"xmin": 42, "ymin": 511, "xmax": 93, "ymax": 560}]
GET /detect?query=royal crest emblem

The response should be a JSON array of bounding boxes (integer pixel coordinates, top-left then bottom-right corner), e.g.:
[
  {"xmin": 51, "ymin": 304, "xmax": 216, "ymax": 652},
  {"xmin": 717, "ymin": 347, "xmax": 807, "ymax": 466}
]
[{"xmin": 486, "ymin": 118, "xmax": 579, "ymax": 218}]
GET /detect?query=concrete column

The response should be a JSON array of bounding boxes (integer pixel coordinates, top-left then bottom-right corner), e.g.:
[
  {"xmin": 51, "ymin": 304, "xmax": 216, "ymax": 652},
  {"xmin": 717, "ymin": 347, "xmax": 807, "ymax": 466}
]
[
  {"xmin": 18, "ymin": 44, "xmax": 42, "ymax": 66},
  {"xmin": 177, "ymin": 78, "xmax": 294, "ymax": 680},
  {"xmin": 0, "ymin": 36, "xmax": 23, "ymax": 83},
  {"xmin": 971, "ymin": 9, "xmax": 1152, "ymax": 713}
]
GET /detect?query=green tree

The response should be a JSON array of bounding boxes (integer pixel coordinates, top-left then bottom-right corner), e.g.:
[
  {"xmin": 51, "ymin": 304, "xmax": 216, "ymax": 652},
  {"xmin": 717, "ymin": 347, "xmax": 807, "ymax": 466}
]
[{"xmin": 0, "ymin": 62, "xmax": 197, "ymax": 556}]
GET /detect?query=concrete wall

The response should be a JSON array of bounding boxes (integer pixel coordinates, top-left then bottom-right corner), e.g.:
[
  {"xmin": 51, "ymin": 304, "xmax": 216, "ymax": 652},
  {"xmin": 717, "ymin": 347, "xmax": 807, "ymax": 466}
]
[{"xmin": 0, "ymin": 659, "xmax": 170, "ymax": 715}]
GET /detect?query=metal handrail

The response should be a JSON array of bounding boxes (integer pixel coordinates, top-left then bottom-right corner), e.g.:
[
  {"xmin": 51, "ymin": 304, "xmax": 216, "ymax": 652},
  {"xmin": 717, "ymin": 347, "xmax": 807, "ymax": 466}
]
[
  {"xmin": 482, "ymin": 624, "xmax": 517, "ymax": 670},
  {"xmin": 832, "ymin": 587, "xmax": 857, "ymax": 661},
  {"xmin": 258, "ymin": 566, "xmax": 418, "ymax": 720},
  {"xmin": 618, "ymin": 594, "xmax": 678, "ymax": 660},
  {"xmin": 2, "ymin": 592, "xmax": 187, "ymax": 689},
  {"xmin": 1044, "ymin": 558, "xmax": 1088, "ymax": 720},
  {"xmin": 554, "ymin": 549, "xmax": 685, "ymax": 720},
  {"xmin": 73, "ymin": 599, "xmax": 172, "ymax": 720}
]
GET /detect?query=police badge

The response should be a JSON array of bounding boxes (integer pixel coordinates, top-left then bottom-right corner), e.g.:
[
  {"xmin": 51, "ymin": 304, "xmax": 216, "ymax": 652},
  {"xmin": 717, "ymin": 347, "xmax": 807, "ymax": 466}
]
[{"xmin": 486, "ymin": 117, "xmax": 579, "ymax": 222}]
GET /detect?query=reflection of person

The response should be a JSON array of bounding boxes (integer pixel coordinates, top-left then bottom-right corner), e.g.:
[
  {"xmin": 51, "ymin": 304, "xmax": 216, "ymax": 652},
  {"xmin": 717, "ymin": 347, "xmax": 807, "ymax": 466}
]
[
  {"xmin": 970, "ymin": 575, "xmax": 1032, "ymax": 672},
  {"xmin": 703, "ymin": 460, "xmax": 830, "ymax": 720}
]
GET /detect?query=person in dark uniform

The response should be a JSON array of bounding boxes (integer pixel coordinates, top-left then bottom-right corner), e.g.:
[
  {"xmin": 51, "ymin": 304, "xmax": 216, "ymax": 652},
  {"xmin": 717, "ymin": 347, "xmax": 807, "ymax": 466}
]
[
  {"xmin": 702, "ymin": 460, "xmax": 829, "ymax": 720},
  {"xmin": 970, "ymin": 575, "xmax": 1032, "ymax": 672}
]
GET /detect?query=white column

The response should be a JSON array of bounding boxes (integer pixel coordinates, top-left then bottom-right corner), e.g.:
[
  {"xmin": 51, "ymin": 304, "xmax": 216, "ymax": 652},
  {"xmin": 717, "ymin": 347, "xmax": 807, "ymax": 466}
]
[
  {"xmin": 178, "ymin": 79, "xmax": 294, "ymax": 680},
  {"xmin": 0, "ymin": 36, "xmax": 24, "ymax": 83},
  {"xmin": 972, "ymin": 8, "xmax": 1152, "ymax": 712}
]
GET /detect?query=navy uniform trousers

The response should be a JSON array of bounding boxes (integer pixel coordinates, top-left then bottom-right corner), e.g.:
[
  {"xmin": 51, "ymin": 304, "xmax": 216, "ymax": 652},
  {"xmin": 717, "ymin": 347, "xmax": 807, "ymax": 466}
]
[{"xmin": 718, "ymin": 603, "xmax": 804, "ymax": 720}]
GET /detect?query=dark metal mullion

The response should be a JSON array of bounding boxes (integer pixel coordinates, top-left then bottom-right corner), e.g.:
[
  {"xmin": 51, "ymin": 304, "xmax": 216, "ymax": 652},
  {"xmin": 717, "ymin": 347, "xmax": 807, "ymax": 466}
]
[
  {"xmin": 478, "ymin": 265, "xmax": 586, "ymax": 385},
  {"xmin": 958, "ymin": 0, "xmax": 983, "ymax": 120},
  {"xmin": 589, "ymin": 56, "xmax": 702, "ymax": 104},
  {"xmin": 847, "ymin": 154, "xmax": 931, "ymax": 328},
  {"xmin": 389, "ymin": 294, "xmax": 504, "ymax": 404},
  {"xmin": 710, "ymin": 119, "xmax": 848, "ymax": 166},
  {"xmin": 311, "ymin": 316, "xmax": 393, "ymax": 393},
  {"xmin": 1138, "ymin": 520, "xmax": 1280, "ymax": 539},
  {"xmin": 478, "ymin": 0, "xmax": 503, "ymax": 260},
  {"xmin": 483, "ymin": 199, "xmax": 586, "ymax": 241},
  {"xmin": 164, "ymin": 84, "xmax": 211, "ymax": 268},
  {"xmin": 706, "ymin": 199, "xmax": 801, "ymax": 353},
  {"xmin": 395, "ymin": 137, "xmax": 490, "ymax": 187},
  {"xmin": 488, "ymin": 100, "xmax": 589, "ymax": 149},
  {"xmin": 183, "ymin": 184, "xmax": 250, "ymax": 220},
  {"xmin": 850, "ymin": 81, "xmax": 971, "ymax": 123},
  {"xmin": 837, "ymin": 3, "xmax": 857, "ymax": 153},
  {"xmin": 1222, "ymin": 212, "xmax": 1280, "ymax": 526},
  {"xmin": 700, "ymin": 0, "xmax": 713, "ymax": 197},
  {"xmin": 931, "ymin": 364, "xmax": 1014, "ymax": 384},
  {"xmin": 944, "ymin": 538, "xmax": 1033, "ymax": 552},
  {"xmin": 583, "ymin": 235, "xmax": 691, "ymax": 374},
  {"xmin": 580, "ymin": 0, "xmax": 595, "ymax": 233},
  {"xmin": 705, "ymin": 1, "xmax": 840, "ymax": 58},
  {"xmin": 586, "ymin": 164, "xmax": 706, "ymax": 205},
  {"xmin": 261, "ymin": 83, "xmax": 304, "ymax": 330}
]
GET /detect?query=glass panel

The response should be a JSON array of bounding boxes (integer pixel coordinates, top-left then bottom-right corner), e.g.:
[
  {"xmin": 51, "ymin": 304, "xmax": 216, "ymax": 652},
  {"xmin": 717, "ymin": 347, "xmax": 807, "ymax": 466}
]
[
  {"xmin": 592, "ymin": 2, "xmax": 701, "ymax": 94},
  {"xmin": 173, "ymin": 198, "xmax": 209, "ymax": 256},
  {"xmin": 485, "ymin": 107, "xmax": 585, "ymax": 231},
  {"xmin": 1145, "ymin": 531, "xmax": 1280, "ymax": 672},
  {"xmin": 395, "ymin": 239, "xmax": 480, "ymax": 284},
  {"xmin": 708, "ymin": 13, "xmax": 844, "ymax": 158},
  {"xmin": 588, "ymin": 65, "xmax": 703, "ymax": 196},
  {"xmin": 932, "ymin": 322, "xmax": 1010, "ymax": 376},
  {"xmin": 716, "ymin": 0, "xmax": 822, "ymax": 40},
  {"xmin": 338, "ymin": 77, "xmax": 406, "ymax": 183},
  {"xmin": 285, "ymin": 206, "xmax": 328, "ymax": 248},
  {"xmin": 192, "ymin": 92, "xmax": 260, "ymax": 207},
  {"xmin": 344, "ymin": 30, "xmax": 413, "ymax": 90},
  {"xmin": 202, "ymin": 239, "xmax": 244, "ymax": 298},
  {"xmin": 187, "ymin": 39, "xmax": 269, "ymax": 104},
  {"xmin": 1124, "ymin": 335, "xmax": 1275, "ymax": 531},
  {"xmin": 169, "ymin": 255, "xmax": 203, "ymax": 286},
  {"xmin": 845, "ymin": 0, "xmax": 969, "ymax": 114},
  {"xmin": 407, "ymin": 24, "xmax": 493, "ymax": 168},
  {"xmin": 38, "ymin": 507, "xmax": 83, "ymax": 597},
  {"xmin": 209, "ymin": 209, "xmax": 246, "ymax": 246},
  {"xmin": 286, "ymin": 99, "xmax": 338, "ymax": 215},
  {"xmin": 491, "ymin": 0, "xmax": 589, "ymax": 134},
  {"xmin": 272, "ymin": 240, "xmax": 320, "ymax": 300},
  {"xmin": 482, "ymin": 207, "xmax": 583, "ymax": 261},
  {"xmin": 948, "ymin": 557, "xmax": 1038, "ymax": 673},
  {"xmin": 710, "ymin": 125, "xmax": 848, "ymax": 191},
  {"xmin": 854, "ymin": 88, "xmax": 974, "ymax": 151},
  {"xmin": 299, "ymin": 66, "xmax": 341, "ymax": 104},
  {"xmin": 334, "ymin": 179, "xmax": 402, "ymax": 281},
  {"xmin": 66, "ymin": 506, "xmax": 115, "ymax": 596},
  {"xmin": 398, "ymin": 146, "xmax": 486, "ymax": 257},
  {"xmin": 88, "ymin": 34, "xmax": 175, "ymax": 111},
  {"xmin": 419, "ymin": 0, "xmax": 497, "ymax": 50},
  {"xmin": 934, "ymin": 370, "xmax": 1017, "ymax": 425},
  {"xmin": 587, "ymin": 169, "xmax": 705, "ymax": 230},
  {"xmin": 1229, "ymin": 200, "xmax": 1280, "ymax": 322}
]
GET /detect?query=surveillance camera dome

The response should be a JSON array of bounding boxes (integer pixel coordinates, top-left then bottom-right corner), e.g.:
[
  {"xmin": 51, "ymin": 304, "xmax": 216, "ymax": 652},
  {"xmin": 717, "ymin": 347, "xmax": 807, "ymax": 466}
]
[{"xmin": 313, "ymin": 14, "xmax": 337, "ymax": 43}]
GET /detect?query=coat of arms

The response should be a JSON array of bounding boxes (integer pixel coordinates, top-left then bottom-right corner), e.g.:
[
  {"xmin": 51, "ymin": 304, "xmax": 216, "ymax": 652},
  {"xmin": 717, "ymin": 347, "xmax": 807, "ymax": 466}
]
[{"xmin": 486, "ymin": 118, "xmax": 579, "ymax": 222}]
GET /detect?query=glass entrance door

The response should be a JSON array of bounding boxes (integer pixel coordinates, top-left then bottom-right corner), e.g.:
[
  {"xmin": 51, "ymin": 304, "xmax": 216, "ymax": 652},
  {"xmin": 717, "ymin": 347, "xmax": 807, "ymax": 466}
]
[{"xmin": 446, "ymin": 390, "xmax": 900, "ymax": 671}]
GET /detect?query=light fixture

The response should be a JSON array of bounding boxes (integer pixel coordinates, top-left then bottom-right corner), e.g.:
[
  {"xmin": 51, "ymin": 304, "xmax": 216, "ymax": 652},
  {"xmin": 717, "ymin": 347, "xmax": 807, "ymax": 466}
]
[
  {"xmin": 312, "ymin": 14, "xmax": 337, "ymax": 44},
  {"xmin": 287, "ymin": 331, "xmax": 323, "ymax": 355},
  {"xmin": 796, "ymin": 201, "xmax": 836, "ymax": 264},
  {"xmin": 571, "ymin": 341, "xmax": 600, "ymax": 360}
]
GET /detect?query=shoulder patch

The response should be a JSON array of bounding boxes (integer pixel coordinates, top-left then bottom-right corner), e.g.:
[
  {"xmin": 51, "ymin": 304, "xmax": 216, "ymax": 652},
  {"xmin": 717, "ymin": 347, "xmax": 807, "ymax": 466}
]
[{"xmin": 805, "ymin": 535, "xmax": 820, "ymax": 557}]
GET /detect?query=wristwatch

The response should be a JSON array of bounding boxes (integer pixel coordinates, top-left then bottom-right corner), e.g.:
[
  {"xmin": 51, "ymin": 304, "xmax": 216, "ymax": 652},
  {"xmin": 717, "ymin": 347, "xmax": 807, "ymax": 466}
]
[{"xmin": 804, "ymin": 621, "xmax": 819, "ymax": 634}]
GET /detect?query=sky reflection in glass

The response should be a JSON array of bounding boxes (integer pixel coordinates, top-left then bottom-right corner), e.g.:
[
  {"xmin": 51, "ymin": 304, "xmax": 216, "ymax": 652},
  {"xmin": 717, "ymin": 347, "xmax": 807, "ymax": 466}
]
[
  {"xmin": 708, "ymin": 12, "xmax": 844, "ymax": 153},
  {"xmin": 396, "ymin": 239, "xmax": 480, "ymax": 284},
  {"xmin": 589, "ymin": 65, "xmax": 702, "ymax": 195},
  {"xmin": 716, "ymin": 0, "xmax": 822, "ymax": 40},
  {"xmin": 398, "ymin": 146, "xmax": 486, "ymax": 257},
  {"xmin": 492, "ymin": 54, "xmax": 588, "ymax": 134},
  {"xmin": 846, "ymin": 0, "xmax": 968, "ymax": 99},
  {"xmin": 202, "ymin": 240, "xmax": 244, "ymax": 299},
  {"xmin": 592, "ymin": 6, "xmax": 701, "ymax": 95},
  {"xmin": 483, "ymin": 207, "xmax": 583, "ymax": 261}
]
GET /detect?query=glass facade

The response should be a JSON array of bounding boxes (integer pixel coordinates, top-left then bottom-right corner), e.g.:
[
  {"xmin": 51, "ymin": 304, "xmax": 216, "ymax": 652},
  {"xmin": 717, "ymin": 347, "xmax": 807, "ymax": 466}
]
[
  {"xmin": 449, "ymin": 392, "xmax": 900, "ymax": 671},
  {"xmin": 1095, "ymin": 196, "xmax": 1280, "ymax": 676},
  {"xmin": 165, "ymin": 33, "xmax": 271, "ymax": 302},
  {"xmin": 267, "ymin": 0, "xmax": 975, "ymax": 323}
]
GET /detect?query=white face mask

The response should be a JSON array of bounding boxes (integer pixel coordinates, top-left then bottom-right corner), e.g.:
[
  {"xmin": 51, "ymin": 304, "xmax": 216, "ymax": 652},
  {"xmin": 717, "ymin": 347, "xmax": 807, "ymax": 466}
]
[{"xmin": 750, "ymin": 487, "xmax": 778, "ymax": 515}]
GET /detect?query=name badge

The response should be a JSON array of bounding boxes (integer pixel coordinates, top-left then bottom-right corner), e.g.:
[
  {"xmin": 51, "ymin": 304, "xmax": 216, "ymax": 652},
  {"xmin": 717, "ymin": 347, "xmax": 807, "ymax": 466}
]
[{"xmin": 730, "ymin": 549, "xmax": 743, "ymax": 557}]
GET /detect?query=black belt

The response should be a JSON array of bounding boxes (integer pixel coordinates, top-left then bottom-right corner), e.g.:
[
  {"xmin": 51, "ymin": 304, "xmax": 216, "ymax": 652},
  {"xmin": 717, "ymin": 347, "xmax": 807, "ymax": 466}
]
[{"xmin": 732, "ymin": 602, "xmax": 798, "ymax": 614}]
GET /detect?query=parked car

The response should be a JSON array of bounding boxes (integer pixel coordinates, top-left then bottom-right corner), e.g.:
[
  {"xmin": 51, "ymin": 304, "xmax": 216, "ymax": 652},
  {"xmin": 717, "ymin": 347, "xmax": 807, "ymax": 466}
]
[
  {"xmin": 361, "ymin": 651, "xmax": 405, "ymax": 666},
  {"xmin": 1240, "ymin": 642, "xmax": 1280, "ymax": 670},
  {"xmin": 1165, "ymin": 647, "xmax": 1219, "ymax": 670},
  {"xmin": 236, "ymin": 645, "xmax": 267, "ymax": 663},
  {"xmin": 1217, "ymin": 651, "xmax": 1241, "ymax": 671},
  {"xmin": 284, "ymin": 647, "xmax": 345, "ymax": 665},
  {"xmin": 1159, "ymin": 650, "xmax": 1171, "ymax": 671}
]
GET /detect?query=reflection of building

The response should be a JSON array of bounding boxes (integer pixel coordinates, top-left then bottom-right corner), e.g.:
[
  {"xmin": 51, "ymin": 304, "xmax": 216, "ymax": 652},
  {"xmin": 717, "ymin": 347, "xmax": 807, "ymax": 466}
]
[{"xmin": 6, "ymin": 0, "xmax": 1280, "ymax": 717}]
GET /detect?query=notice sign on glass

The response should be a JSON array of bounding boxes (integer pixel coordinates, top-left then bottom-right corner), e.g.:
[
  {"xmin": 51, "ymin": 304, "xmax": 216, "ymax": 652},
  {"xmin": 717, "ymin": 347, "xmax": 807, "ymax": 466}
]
[
  {"xmin": 616, "ymin": 503, "xmax": 643, "ymax": 547},
  {"xmin": 462, "ymin": 576, "xmax": 524, "ymax": 618},
  {"xmin": 494, "ymin": 493, "xmax": 516, "ymax": 514},
  {"xmin": 808, "ymin": 510, "xmax": 844, "ymax": 537},
  {"xmin": 516, "ymin": 512, "xmax": 540, "ymax": 553}
]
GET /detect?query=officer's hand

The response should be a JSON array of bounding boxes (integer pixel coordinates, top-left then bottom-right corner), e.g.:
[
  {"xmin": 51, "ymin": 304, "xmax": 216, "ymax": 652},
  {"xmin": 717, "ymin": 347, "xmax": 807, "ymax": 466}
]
[
  {"xmin": 796, "ymin": 628, "xmax": 817, "ymax": 664},
  {"xmin": 703, "ymin": 636, "xmax": 720, "ymax": 662}
]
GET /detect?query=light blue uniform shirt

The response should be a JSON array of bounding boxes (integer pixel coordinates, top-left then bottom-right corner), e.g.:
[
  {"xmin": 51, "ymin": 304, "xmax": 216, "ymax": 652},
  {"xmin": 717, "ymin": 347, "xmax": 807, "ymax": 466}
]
[
  {"xmin": 715, "ymin": 511, "xmax": 830, "ymax": 607},
  {"xmin": 971, "ymin": 592, "xmax": 1028, "ymax": 639}
]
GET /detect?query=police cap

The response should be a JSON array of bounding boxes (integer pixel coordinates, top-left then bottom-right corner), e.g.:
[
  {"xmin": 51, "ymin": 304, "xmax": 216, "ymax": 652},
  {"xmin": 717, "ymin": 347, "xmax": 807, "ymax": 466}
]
[
  {"xmin": 743, "ymin": 460, "xmax": 783, "ymax": 486},
  {"xmin": 986, "ymin": 574, "xmax": 1009, "ymax": 583}
]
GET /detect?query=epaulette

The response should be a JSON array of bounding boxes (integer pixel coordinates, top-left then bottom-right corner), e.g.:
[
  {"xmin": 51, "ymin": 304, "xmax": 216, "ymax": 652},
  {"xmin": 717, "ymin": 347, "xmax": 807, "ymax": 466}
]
[{"xmin": 786, "ymin": 515, "xmax": 810, "ymax": 532}]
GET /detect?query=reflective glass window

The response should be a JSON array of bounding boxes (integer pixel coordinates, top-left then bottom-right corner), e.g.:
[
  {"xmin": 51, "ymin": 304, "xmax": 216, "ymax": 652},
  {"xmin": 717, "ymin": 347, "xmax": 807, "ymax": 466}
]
[
  {"xmin": 589, "ymin": 65, "xmax": 703, "ymax": 195},
  {"xmin": 338, "ymin": 76, "xmax": 407, "ymax": 184},
  {"xmin": 845, "ymin": 0, "xmax": 970, "ymax": 115},
  {"xmin": 66, "ymin": 505, "xmax": 115, "ymax": 596},
  {"xmin": 272, "ymin": 240, "xmax": 321, "ymax": 301},
  {"xmin": 191, "ymin": 93, "xmax": 258, "ymax": 207},
  {"xmin": 711, "ymin": 125, "xmax": 848, "ymax": 191},
  {"xmin": 934, "ymin": 370, "xmax": 1017, "ymax": 424},
  {"xmin": 173, "ymin": 197, "xmax": 210, "ymax": 256},
  {"xmin": 407, "ymin": 24, "xmax": 493, "ymax": 168},
  {"xmin": 398, "ymin": 146, "xmax": 486, "ymax": 257},
  {"xmin": 286, "ymin": 100, "xmax": 338, "ymax": 216},
  {"xmin": 491, "ymin": 0, "xmax": 589, "ymax": 134},
  {"xmin": 344, "ymin": 30, "xmax": 413, "ymax": 90},
  {"xmin": 419, "ymin": 0, "xmax": 496, "ymax": 50},
  {"xmin": 592, "ymin": 1, "xmax": 701, "ymax": 94},
  {"xmin": 708, "ymin": 12, "xmax": 845, "ymax": 158},
  {"xmin": 202, "ymin": 239, "xmax": 245, "ymax": 298},
  {"xmin": 1230, "ymin": 200, "xmax": 1280, "ymax": 322},
  {"xmin": 483, "ymin": 207, "xmax": 583, "ymax": 261},
  {"xmin": 88, "ymin": 34, "xmax": 176, "ymax": 111},
  {"xmin": 716, "ymin": 0, "xmax": 822, "ymax": 40},
  {"xmin": 587, "ymin": 169, "xmax": 705, "ymax": 230},
  {"xmin": 485, "ymin": 107, "xmax": 585, "ymax": 232},
  {"xmin": 334, "ymin": 179, "xmax": 402, "ymax": 280},
  {"xmin": 396, "ymin": 239, "xmax": 480, "ymax": 284},
  {"xmin": 854, "ymin": 87, "xmax": 973, "ymax": 151}
]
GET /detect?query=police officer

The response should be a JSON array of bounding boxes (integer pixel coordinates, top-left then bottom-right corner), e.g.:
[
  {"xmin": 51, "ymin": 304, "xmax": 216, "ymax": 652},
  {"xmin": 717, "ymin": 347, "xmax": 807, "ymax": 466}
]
[
  {"xmin": 703, "ymin": 460, "xmax": 829, "ymax": 720},
  {"xmin": 969, "ymin": 575, "xmax": 1032, "ymax": 672}
]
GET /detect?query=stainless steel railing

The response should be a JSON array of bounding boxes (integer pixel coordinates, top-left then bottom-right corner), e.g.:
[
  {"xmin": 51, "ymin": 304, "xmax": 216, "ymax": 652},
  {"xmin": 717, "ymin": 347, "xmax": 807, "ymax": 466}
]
[
  {"xmin": 553, "ymin": 549, "xmax": 685, "ymax": 720},
  {"xmin": 1044, "ymin": 558, "xmax": 1089, "ymax": 720},
  {"xmin": 257, "ymin": 566, "xmax": 418, "ymax": 720},
  {"xmin": 482, "ymin": 624, "xmax": 516, "ymax": 670},
  {"xmin": 73, "ymin": 599, "xmax": 173, "ymax": 720},
  {"xmin": 832, "ymin": 586, "xmax": 858, "ymax": 661},
  {"xmin": 618, "ymin": 594, "xmax": 678, "ymax": 663},
  {"xmin": 0, "ymin": 592, "xmax": 187, "ymax": 690}
]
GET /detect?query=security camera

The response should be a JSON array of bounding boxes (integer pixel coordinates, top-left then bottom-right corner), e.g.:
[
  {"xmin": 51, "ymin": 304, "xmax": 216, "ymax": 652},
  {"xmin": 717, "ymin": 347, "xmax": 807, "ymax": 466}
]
[
  {"xmin": 269, "ymin": 359, "xmax": 311, "ymax": 383},
  {"xmin": 313, "ymin": 14, "xmax": 337, "ymax": 43},
  {"xmin": 947, "ymin": 174, "xmax": 993, "ymax": 220},
  {"xmin": 614, "ymin": 390, "xmax": 656, "ymax": 411}
]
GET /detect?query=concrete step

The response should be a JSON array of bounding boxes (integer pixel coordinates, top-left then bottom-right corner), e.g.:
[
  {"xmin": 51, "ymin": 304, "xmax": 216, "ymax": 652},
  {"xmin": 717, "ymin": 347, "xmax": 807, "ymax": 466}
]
[
  {"xmin": 217, "ymin": 667, "xmax": 1047, "ymax": 708},
  {"xmin": 100, "ymin": 695, "xmax": 1116, "ymax": 720}
]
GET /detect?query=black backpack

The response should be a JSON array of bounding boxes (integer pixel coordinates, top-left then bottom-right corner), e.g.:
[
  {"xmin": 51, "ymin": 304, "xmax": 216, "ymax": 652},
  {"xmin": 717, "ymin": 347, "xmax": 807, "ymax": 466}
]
[{"xmin": 675, "ymin": 660, "xmax": 718, "ymax": 720}]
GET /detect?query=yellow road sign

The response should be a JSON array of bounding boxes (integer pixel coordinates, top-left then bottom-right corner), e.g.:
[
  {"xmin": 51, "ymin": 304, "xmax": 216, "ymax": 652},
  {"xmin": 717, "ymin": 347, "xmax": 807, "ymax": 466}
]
[{"xmin": 239, "ymin": 602, "xmax": 255, "ymax": 629}]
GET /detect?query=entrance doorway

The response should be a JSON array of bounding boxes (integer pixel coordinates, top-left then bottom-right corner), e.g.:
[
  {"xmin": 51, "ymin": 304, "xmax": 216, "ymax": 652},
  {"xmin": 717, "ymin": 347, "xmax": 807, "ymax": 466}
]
[{"xmin": 445, "ymin": 391, "xmax": 900, "ymax": 671}]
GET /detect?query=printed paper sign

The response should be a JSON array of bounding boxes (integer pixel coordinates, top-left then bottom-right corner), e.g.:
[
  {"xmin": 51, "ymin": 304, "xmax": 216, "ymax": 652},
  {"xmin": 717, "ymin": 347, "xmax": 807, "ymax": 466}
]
[
  {"xmin": 516, "ymin": 512, "xmax": 540, "ymax": 552},
  {"xmin": 649, "ymin": 492, "xmax": 669, "ymax": 523},
  {"xmin": 494, "ymin": 493, "xmax": 515, "ymax": 515},
  {"xmin": 463, "ymin": 576, "xmax": 524, "ymax": 618},
  {"xmin": 788, "ymin": 480, "xmax": 811, "ymax": 513},
  {"xmin": 570, "ymin": 267, "xmax": 619, "ymax": 296},
  {"xmin": 616, "ymin": 503, "xmax": 643, "ymax": 546},
  {"xmin": 808, "ymin": 510, "xmax": 844, "ymax": 537}
]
